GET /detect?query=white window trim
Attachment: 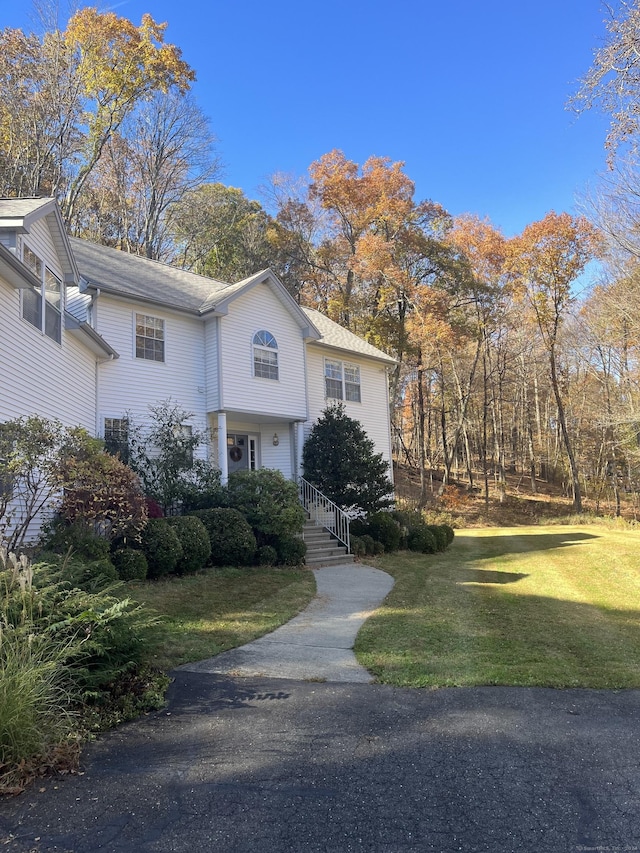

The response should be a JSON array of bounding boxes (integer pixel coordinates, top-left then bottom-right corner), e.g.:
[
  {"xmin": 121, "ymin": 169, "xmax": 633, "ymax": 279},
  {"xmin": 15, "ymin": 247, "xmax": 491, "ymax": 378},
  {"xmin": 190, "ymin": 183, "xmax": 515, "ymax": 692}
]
[
  {"xmin": 252, "ymin": 329, "xmax": 279, "ymax": 381},
  {"xmin": 134, "ymin": 312, "xmax": 166, "ymax": 363},
  {"xmin": 324, "ymin": 357, "xmax": 362, "ymax": 403},
  {"xmin": 20, "ymin": 243, "xmax": 62, "ymax": 345}
]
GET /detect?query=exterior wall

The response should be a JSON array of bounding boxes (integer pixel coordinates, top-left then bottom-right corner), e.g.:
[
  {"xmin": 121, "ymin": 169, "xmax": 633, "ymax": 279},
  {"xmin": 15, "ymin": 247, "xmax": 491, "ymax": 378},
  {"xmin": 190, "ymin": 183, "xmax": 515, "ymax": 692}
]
[
  {"xmin": 0, "ymin": 231, "xmax": 98, "ymax": 543},
  {"xmin": 218, "ymin": 282, "xmax": 308, "ymax": 421},
  {"xmin": 94, "ymin": 295, "xmax": 208, "ymax": 450},
  {"xmin": 0, "ymin": 277, "xmax": 96, "ymax": 431},
  {"xmin": 214, "ymin": 416, "xmax": 295, "ymax": 481},
  {"xmin": 19, "ymin": 220, "xmax": 61, "ymax": 285},
  {"xmin": 305, "ymin": 344, "xmax": 393, "ymax": 471}
]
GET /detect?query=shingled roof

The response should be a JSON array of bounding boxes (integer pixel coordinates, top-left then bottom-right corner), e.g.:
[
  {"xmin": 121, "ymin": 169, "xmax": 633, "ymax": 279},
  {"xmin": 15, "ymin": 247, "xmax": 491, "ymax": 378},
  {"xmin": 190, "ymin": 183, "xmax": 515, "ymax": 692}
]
[
  {"xmin": 302, "ymin": 308, "xmax": 396, "ymax": 365},
  {"xmin": 70, "ymin": 237, "xmax": 233, "ymax": 313}
]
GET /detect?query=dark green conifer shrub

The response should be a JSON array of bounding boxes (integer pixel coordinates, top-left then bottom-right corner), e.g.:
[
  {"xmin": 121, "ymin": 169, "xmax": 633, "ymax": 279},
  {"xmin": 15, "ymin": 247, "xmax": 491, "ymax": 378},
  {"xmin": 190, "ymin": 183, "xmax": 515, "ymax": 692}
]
[
  {"xmin": 112, "ymin": 548, "xmax": 148, "ymax": 581},
  {"xmin": 166, "ymin": 515, "xmax": 211, "ymax": 574},
  {"xmin": 139, "ymin": 519, "xmax": 183, "ymax": 578},
  {"xmin": 191, "ymin": 508, "xmax": 256, "ymax": 566}
]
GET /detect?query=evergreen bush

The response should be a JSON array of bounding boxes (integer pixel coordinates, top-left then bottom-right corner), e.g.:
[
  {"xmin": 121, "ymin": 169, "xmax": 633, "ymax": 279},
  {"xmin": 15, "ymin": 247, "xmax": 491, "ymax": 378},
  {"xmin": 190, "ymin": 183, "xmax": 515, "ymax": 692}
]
[
  {"xmin": 361, "ymin": 534, "xmax": 376, "ymax": 556},
  {"xmin": 166, "ymin": 515, "xmax": 211, "ymax": 574},
  {"xmin": 274, "ymin": 535, "xmax": 307, "ymax": 566},
  {"xmin": 112, "ymin": 548, "xmax": 148, "ymax": 582},
  {"xmin": 257, "ymin": 544, "xmax": 278, "ymax": 566},
  {"xmin": 441, "ymin": 524, "xmax": 455, "ymax": 546},
  {"xmin": 226, "ymin": 469, "xmax": 305, "ymax": 543},
  {"xmin": 139, "ymin": 519, "xmax": 183, "ymax": 578},
  {"xmin": 190, "ymin": 507, "xmax": 256, "ymax": 566},
  {"xmin": 349, "ymin": 535, "xmax": 366, "ymax": 558},
  {"xmin": 365, "ymin": 512, "xmax": 402, "ymax": 552},
  {"xmin": 41, "ymin": 520, "xmax": 111, "ymax": 561},
  {"xmin": 407, "ymin": 527, "xmax": 438, "ymax": 554},
  {"xmin": 425, "ymin": 525, "xmax": 448, "ymax": 552},
  {"xmin": 302, "ymin": 404, "xmax": 393, "ymax": 513}
]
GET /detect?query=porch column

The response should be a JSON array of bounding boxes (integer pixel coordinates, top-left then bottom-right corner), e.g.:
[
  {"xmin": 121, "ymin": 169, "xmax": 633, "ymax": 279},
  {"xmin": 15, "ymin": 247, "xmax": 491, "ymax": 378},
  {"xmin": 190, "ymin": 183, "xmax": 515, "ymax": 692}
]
[
  {"xmin": 218, "ymin": 411, "xmax": 228, "ymax": 485},
  {"xmin": 295, "ymin": 421, "xmax": 305, "ymax": 481}
]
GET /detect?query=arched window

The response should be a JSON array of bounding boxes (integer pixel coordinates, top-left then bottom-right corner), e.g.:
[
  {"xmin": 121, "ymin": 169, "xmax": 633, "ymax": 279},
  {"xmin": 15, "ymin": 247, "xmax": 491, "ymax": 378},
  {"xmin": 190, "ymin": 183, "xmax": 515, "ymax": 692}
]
[{"xmin": 253, "ymin": 330, "xmax": 278, "ymax": 380}]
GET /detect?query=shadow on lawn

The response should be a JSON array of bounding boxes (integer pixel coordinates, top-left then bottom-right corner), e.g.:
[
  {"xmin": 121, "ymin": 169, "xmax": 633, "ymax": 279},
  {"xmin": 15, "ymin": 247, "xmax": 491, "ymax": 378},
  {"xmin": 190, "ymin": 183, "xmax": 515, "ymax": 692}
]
[
  {"xmin": 454, "ymin": 530, "xmax": 600, "ymax": 560},
  {"xmin": 454, "ymin": 568, "xmax": 529, "ymax": 585}
]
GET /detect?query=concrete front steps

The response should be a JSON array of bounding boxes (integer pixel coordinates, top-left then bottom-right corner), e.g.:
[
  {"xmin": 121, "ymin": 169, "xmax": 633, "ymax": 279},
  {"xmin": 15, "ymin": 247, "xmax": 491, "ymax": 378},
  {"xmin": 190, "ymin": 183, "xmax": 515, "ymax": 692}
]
[{"xmin": 303, "ymin": 520, "xmax": 354, "ymax": 567}]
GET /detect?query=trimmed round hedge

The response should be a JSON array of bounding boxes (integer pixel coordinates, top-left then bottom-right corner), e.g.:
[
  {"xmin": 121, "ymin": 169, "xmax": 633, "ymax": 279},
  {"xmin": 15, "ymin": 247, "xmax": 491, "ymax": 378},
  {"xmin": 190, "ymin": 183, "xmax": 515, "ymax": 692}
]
[
  {"xmin": 407, "ymin": 526, "xmax": 438, "ymax": 554},
  {"xmin": 190, "ymin": 508, "xmax": 256, "ymax": 567},
  {"xmin": 139, "ymin": 518, "xmax": 184, "ymax": 579},
  {"xmin": 166, "ymin": 515, "xmax": 211, "ymax": 575},
  {"xmin": 112, "ymin": 547, "xmax": 148, "ymax": 581}
]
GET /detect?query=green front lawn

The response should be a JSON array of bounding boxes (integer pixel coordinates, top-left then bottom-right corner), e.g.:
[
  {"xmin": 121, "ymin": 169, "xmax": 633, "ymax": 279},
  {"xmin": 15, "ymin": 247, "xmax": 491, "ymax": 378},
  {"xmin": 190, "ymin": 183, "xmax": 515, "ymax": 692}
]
[
  {"xmin": 356, "ymin": 525, "xmax": 640, "ymax": 688},
  {"xmin": 132, "ymin": 566, "xmax": 316, "ymax": 671}
]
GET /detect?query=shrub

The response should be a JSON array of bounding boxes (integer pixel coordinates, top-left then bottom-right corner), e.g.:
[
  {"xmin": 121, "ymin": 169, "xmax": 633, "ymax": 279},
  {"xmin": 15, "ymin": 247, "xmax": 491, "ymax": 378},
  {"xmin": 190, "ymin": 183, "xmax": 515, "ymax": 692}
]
[
  {"xmin": 41, "ymin": 519, "xmax": 111, "ymax": 561},
  {"xmin": 441, "ymin": 524, "xmax": 455, "ymax": 546},
  {"xmin": 425, "ymin": 525, "xmax": 448, "ymax": 552},
  {"xmin": 112, "ymin": 548, "xmax": 148, "ymax": 582},
  {"xmin": 391, "ymin": 509, "xmax": 426, "ymax": 548},
  {"xmin": 71, "ymin": 557, "xmax": 119, "ymax": 589},
  {"xmin": 190, "ymin": 508, "xmax": 256, "ymax": 566},
  {"xmin": 407, "ymin": 526, "xmax": 437, "ymax": 554},
  {"xmin": 257, "ymin": 544, "xmax": 278, "ymax": 566},
  {"xmin": 350, "ymin": 517, "xmax": 368, "ymax": 538},
  {"xmin": 274, "ymin": 535, "xmax": 307, "ymax": 566},
  {"xmin": 0, "ymin": 627, "xmax": 76, "ymax": 785},
  {"xmin": 361, "ymin": 534, "xmax": 376, "ymax": 556},
  {"xmin": 349, "ymin": 535, "xmax": 366, "ymax": 558},
  {"xmin": 166, "ymin": 515, "xmax": 211, "ymax": 575},
  {"xmin": 226, "ymin": 469, "xmax": 305, "ymax": 543},
  {"xmin": 365, "ymin": 512, "xmax": 402, "ymax": 552},
  {"xmin": 139, "ymin": 519, "xmax": 183, "ymax": 579},
  {"xmin": 302, "ymin": 403, "xmax": 393, "ymax": 513},
  {"xmin": 126, "ymin": 400, "xmax": 221, "ymax": 515},
  {"xmin": 58, "ymin": 434, "xmax": 147, "ymax": 541},
  {"xmin": 0, "ymin": 550, "xmax": 159, "ymax": 781}
]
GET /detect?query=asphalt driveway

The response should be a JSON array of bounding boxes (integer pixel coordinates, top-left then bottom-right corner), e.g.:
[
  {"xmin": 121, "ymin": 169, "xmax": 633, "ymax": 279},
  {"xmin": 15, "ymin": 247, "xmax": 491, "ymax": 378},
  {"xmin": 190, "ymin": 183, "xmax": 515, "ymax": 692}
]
[{"xmin": 2, "ymin": 673, "xmax": 640, "ymax": 852}]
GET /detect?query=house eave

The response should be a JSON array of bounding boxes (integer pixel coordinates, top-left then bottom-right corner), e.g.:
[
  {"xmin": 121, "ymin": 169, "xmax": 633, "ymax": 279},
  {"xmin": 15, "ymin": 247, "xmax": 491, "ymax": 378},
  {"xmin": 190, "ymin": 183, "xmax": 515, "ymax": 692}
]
[
  {"xmin": 64, "ymin": 312, "xmax": 119, "ymax": 360},
  {"xmin": 0, "ymin": 243, "xmax": 41, "ymax": 289}
]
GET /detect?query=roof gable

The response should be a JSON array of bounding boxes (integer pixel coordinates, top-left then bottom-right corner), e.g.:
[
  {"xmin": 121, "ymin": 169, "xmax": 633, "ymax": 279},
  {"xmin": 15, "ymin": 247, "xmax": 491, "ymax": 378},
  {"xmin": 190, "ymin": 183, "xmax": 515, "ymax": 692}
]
[{"xmin": 0, "ymin": 197, "xmax": 78, "ymax": 285}]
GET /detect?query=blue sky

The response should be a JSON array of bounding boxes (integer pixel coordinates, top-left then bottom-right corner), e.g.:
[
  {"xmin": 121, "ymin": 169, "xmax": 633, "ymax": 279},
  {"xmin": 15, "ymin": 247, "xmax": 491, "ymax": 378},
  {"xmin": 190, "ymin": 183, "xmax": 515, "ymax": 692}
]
[{"xmin": 5, "ymin": 1, "xmax": 614, "ymax": 236}]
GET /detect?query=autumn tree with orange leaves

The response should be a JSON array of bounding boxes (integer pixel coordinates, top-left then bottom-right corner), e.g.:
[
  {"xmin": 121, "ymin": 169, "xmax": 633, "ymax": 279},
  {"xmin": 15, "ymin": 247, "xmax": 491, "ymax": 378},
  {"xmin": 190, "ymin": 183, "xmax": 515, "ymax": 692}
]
[
  {"xmin": 269, "ymin": 150, "xmax": 468, "ymax": 410},
  {"xmin": 507, "ymin": 212, "xmax": 601, "ymax": 512},
  {"xmin": 0, "ymin": 8, "xmax": 202, "ymax": 249}
]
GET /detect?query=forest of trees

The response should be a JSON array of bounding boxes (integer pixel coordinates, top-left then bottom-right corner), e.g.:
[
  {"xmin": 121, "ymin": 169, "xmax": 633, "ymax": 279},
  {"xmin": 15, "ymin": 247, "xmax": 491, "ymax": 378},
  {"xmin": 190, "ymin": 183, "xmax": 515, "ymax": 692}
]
[{"xmin": 4, "ymin": 3, "xmax": 640, "ymax": 515}]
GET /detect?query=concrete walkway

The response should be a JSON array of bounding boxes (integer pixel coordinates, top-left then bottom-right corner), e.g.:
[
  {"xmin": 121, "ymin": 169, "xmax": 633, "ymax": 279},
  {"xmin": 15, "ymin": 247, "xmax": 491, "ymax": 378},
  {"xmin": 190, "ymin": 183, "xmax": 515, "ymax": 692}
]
[{"xmin": 179, "ymin": 563, "xmax": 394, "ymax": 683}]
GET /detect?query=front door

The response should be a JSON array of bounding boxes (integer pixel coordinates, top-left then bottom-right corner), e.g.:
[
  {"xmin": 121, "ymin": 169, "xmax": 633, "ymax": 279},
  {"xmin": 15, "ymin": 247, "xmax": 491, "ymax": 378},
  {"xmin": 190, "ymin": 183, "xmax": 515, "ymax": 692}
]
[{"xmin": 227, "ymin": 434, "xmax": 257, "ymax": 474}]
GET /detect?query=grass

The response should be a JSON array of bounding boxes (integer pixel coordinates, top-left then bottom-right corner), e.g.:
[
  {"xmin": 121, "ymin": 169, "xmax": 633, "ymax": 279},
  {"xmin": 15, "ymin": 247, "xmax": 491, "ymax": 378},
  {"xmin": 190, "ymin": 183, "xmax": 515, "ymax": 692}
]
[
  {"xmin": 355, "ymin": 525, "xmax": 640, "ymax": 689},
  {"xmin": 130, "ymin": 565, "xmax": 316, "ymax": 671}
]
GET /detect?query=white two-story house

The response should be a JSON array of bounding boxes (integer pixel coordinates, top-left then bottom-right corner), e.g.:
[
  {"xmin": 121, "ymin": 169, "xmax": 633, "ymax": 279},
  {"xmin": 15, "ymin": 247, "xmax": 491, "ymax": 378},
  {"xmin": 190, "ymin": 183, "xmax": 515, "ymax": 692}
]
[{"xmin": 0, "ymin": 197, "xmax": 395, "ymax": 516}]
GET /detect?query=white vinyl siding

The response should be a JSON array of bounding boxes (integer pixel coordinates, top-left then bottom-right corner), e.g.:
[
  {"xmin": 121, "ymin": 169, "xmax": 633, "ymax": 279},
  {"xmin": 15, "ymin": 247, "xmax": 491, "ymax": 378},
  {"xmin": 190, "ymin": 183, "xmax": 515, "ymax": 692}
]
[
  {"xmin": 219, "ymin": 282, "xmax": 307, "ymax": 420},
  {"xmin": 307, "ymin": 345, "xmax": 393, "ymax": 469},
  {"xmin": 0, "ymin": 277, "xmax": 96, "ymax": 431},
  {"xmin": 96, "ymin": 296, "xmax": 208, "ymax": 457}
]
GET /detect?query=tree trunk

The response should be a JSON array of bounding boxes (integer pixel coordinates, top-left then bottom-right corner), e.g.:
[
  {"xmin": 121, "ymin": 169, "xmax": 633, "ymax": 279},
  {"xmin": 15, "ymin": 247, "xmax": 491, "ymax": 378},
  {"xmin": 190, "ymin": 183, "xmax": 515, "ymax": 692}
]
[{"xmin": 548, "ymin": 344, "xmax": 582, "ymax": 512}]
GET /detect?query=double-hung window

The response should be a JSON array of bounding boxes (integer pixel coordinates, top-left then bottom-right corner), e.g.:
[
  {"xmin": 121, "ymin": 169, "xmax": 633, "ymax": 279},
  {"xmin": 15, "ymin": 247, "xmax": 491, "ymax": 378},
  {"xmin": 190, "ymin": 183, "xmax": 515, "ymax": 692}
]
[
  {"xmin": 253, "ymin": 330, "xmax": 278, "ymax": 380},
  {"xmin": 21, "ymin": 244, "xmax": 62, "ymax": 344},
  {"xmin": 324, "ymin": 358, "xmax": 361, "ymax": 403},
  {"xmin": 135, "ymin": 314, "xmax": 165, "ymax": 362},
  {"xmin": 104, "ymin": 417, "xmax": 129, "ymax": 463}
]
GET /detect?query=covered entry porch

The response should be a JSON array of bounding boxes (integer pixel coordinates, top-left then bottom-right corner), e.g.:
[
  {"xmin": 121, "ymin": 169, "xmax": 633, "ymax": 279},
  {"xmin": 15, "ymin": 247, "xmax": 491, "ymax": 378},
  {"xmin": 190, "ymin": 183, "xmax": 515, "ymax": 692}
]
[{"xmin": 211, "ymin": 410, "xmax": 306, "ymax": 485}]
